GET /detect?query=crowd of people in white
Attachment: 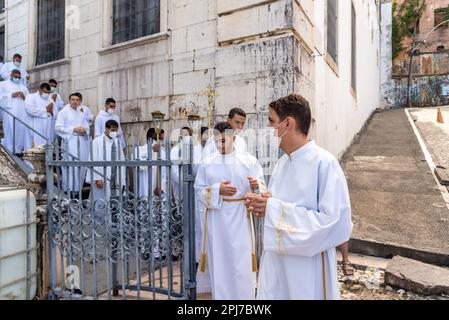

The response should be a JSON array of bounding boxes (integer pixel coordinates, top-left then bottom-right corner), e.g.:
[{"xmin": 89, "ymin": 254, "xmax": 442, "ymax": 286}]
[{"xmin": 0, "ymin": 53, "xmax": 353, "ymax": 300}]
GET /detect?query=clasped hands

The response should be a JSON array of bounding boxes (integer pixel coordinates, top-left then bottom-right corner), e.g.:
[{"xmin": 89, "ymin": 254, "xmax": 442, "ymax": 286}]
[{"xmin": 219, "ymin": 177, "xmax": 272, "ymax": 217}]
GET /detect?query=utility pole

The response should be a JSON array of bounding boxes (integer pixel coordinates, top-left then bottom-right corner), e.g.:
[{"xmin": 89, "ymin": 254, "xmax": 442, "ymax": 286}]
[{"xmin": 406, "ymin": 23, "xmax": 417, "ymax": 108}]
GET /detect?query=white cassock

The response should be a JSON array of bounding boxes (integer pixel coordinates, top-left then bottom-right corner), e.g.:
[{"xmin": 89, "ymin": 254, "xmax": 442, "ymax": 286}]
[
  {"xmin": 202, "ymin": 135, "xmax": 247, "ymax": 158},
  {"xmin": 136, "ymin": 142, "xmax": 168, "ymax": 198},
  {"xmin": 0, "ymin": 79, "xmax": 31, "ymax": 152},
  {"xmin": 194, "ymin": 152, "xmax": 265, "ymax": 300},
  {"xmin": 94, "ymin": 110, "xmax": 126, "ymax": 148},
  {"xmin": 55, "ymin": 105, "xmax": 90, "ymax": 193},
  {"xmin": 257, "ymin": 141, "xmax": 353, "ymax": 300},
  {"xmin": 1, "ymin": 62, "xmax": 29, "ymax": 87},
  {"xmin": 170, "ymin": 139, "xmax": 204, "ymax": 262},
  {"xmin": 86, "ymin": 134, "xmax": 126, "ymax": 213},
  {"xmin": 24, "ymin": 92, "xmax": 58, "ymax": 146},
  {"xmin": 170, "ymin": 139, "xmax": 203, "ymax": 197},
  {"xmin": 50, "ymin": 93, "xmax": 65, "ymax": 142}
]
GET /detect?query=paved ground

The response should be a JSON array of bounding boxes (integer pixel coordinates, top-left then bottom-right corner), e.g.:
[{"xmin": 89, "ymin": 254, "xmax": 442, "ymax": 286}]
[
  {"xmin": 409, "ymin": 107, "xmax": 449, "ymax": 170},
  {"xmin": 341, "ymin": 109, "xmax": 449, "ymax": 262}
]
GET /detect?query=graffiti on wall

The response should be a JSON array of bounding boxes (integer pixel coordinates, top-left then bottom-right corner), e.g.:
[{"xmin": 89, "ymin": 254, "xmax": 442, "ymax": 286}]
[{"xmin": 388, "ymin": 75, "xmax": 449, "ymax": 107}]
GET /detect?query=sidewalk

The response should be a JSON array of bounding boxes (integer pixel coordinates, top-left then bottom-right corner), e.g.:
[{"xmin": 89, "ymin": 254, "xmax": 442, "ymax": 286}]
[{"xmin": 341, "ymin": 108, "xmax": 449, "ymax": 266}]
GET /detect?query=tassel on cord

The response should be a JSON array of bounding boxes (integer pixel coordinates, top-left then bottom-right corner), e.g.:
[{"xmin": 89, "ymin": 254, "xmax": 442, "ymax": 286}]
[
  {"xmin": 199, "ymin": 208, "xmax": 208, "ymax": 273},
  {"xmin": 199, "ymin": 187, "xmax": 212, "ymax": 273}
]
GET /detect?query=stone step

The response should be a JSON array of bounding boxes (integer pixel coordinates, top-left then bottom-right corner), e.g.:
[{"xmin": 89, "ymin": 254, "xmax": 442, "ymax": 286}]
[{"xmin": 384, "ymin": 256, "xmax": 449, "ymax": 296}]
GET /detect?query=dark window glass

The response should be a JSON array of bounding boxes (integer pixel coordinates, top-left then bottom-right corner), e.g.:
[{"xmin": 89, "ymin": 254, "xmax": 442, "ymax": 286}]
[
  {"xmin": 36, "ymin": 0, "xmax": 65, "ymax": 65},
  {"xmin": 113, "ymin": 0, "xmax": 160, "ymax": 45},
  {"xmin": 327, "ymin": 0, "xmax": 338, "ymax": 64}
]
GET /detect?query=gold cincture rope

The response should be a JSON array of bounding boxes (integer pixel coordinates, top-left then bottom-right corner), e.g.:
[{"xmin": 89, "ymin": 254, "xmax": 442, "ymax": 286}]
[
  {"xmin": 198, "ymin": 195, "xmax": 258, "ymax": 273},
  {"xmin": 321, "ymin": 252, "xmax": 327, "ymax": 300}
]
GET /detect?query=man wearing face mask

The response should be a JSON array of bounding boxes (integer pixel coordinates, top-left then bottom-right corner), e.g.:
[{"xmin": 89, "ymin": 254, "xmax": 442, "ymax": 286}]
[
  {"xmin": 87, "ymin": 120, "xmax": 126, "ymax": 209},
  {"xmin": 55, "ymin": 93, "xmax": 91, "ymax": 197},
  {"xmin": 244, "ymin": 94, "xmax": 353, "ymax": 300},
  {"xmin": 1, "ymin": 54, "xmax": 30, "ymax": 87},
  {"xmin": 48, "ymin": 79, "xmax": 65, "ymax": 111},
  {"xmin": 24, "ymin": 82, "xmax": 58, "ymax": 146},
  {"xmin": 0, "ymin": 69, "xmax": 31, "ymax": 153},
  {"xmin": 47, "ymin": 79, "xmax": 65, "ymax": 142},
  {"xmin": 94, "ymin": 98, "xmax": 125, "ymax": 148}
]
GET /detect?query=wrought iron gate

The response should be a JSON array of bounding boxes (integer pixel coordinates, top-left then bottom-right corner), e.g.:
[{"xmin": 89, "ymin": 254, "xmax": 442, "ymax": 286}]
[{"xmin": 45, "ymin": 139, "xmax": 196, "ymax": 300}]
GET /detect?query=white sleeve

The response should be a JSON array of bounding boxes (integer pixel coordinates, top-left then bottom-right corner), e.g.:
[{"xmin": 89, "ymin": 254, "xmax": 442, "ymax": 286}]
[
  {"xmin": 0, "ymin": 64, "xmax": 9, "ymax": 81},
  {"xmin": 94, "ymin": 116, "xmax": 102, "ymax": 138},
  {"xmin": 263, "ymin": 159, "xmax": 353, "ymax": 257},
  {"xmin": 55, "ymin": 111, "xmax": 74, "ymax": 140},
  {"xmin": 25, "ymin": 95, "xmax": 48, "ymax": 118},
  {"xmin": 194, "ymin": 164, "xmax": 223, "ymax": 210}
]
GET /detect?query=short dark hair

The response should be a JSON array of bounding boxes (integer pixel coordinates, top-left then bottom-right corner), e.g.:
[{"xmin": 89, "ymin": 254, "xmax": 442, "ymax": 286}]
[
  {"xmin": 13, "ymin": 53, "xmax": 22, "ymax": 60},
  {"xmin": 269, "ymin": 94, "xmax": 312, "ymax": 136},
  {"xmin": 228, "ymin": 108, "xmax": 246, "ymax": 119},
  {"xmin": 105, "ymin": 98, "xmax": 116, "ymax": 105},
  {"xmin": 146, "ymin": 128, "xmax": 165, "ymax": 141},
  {"xmin": 40, "ymin": 83, "xmax": 51, "ymax": 91},
  {"xmin": 11, "ymin": 69, "xmax": 21, "ymax": 76},
  {"xmin": 214, "ymin": 122, "xmax": 234, "ymax": 136},
  {"xmin": 201, "ymin": 126, "xmax": 209, "ymax": 137},
  {"xmin": 181, "ymin": 127, "xmax": 192, "ymax": 136},
  {"xmin": 105, "ymin": 120, "xmax": 119, "ymax": 129},
  {"xmin": 49, "ymin": 79, "xmax": 57, "ymax": 85},
  {"xmin": 69, "ymin": 92, "xmax": 83, "ymax": 100}
]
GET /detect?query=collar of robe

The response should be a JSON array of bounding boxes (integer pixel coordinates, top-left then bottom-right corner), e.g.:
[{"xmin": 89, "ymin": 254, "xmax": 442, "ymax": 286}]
[{"xmin": 288, "ymin": 140, "xmax": 316, "ymax": 160}]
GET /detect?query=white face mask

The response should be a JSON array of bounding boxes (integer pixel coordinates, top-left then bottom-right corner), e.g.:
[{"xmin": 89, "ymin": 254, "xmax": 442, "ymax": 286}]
[
  {"xmin": 13, "ymin": 60, "xmax": 20, "ymax": 67},
  {"xmin": 109, "ymin": 131, "xmax": 118, "ymax": 139},
  {"xmin": 51, "ymin": 87, "xmax": 57, "ymax": 93},
  {"xmin": 270, "ymin": 119, "xmax": 289, "ymax": 147},
  {"xmin": 40, "ymin": 92, "xmax": 50, "ymax": 100},
  {"xmin": 107, "ymin": 108, "xmax": 115, "ymax": 114}
]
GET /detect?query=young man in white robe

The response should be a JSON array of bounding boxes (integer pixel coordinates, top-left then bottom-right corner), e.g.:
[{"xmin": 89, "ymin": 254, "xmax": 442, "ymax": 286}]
[
  {"xmin": 87, "ymin": 120, "xmax": 126, "ymax": 215},
  {"xmin": 202, "ymin": 108, "xmax": 248, "ymax": 158},
  {"xmin": 1, "ymin": 54, "xmax": 30, "ymax": 87},
  {"xmin": 48, "ymin": 79, "xmax": 65, "ymax": 142},
  {"xmin": 76, "ymin": 92, "xmax": 95, "ymax": 128},
  {"xmin": 135, "ymin": 128, "xmax": 168, "ymax": 261},
  {"xmin": 24, "ymin": 83, "xmax": 58, "ymax": 146},
  {"xmin": 245, "ymin": 94, "xmax": 353, "ymax": 300},
  {"xmin": 194, "ymin": 122, "xmax": 266, "ymax": 300},
  {"xmin": 0, "ymin": 69, "xmax": 31, "ymax": 153},
  {"xmin": 94, "ymin": 98, "xmax": 126, "ymax": 148},
  {"xmin": 55, "ymin": 93, "xmax": 90, "ymax": 197},
  {"xmin": 170, "ymin": 127, "xmax": 203, "ymax": 198}
]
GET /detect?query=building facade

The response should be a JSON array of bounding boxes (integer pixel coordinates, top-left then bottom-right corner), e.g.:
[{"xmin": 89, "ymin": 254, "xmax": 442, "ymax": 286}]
[
  {"xmin": 391, "ymin": 0, "xmax": 449, "ymax": 107},
  {"xmin": 1, "ymin": 0, "xmax": 381, "ymax": 159}
]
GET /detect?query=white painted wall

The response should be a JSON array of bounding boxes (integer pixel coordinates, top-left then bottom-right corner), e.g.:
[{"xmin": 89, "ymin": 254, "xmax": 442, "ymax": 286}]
[
  {"xmin": 314, "ymin": 0, "xmax": 381, "ymax": 159},
  {"xmin": 380, "ymin": 0, "xmax": 394, "ymax": 108}
]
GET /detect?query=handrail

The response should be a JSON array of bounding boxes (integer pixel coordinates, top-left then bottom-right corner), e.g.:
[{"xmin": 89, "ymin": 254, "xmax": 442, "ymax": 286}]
[{"xmin": 0, "ymin": 104, "xmax": 117, "ymax": 192}]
